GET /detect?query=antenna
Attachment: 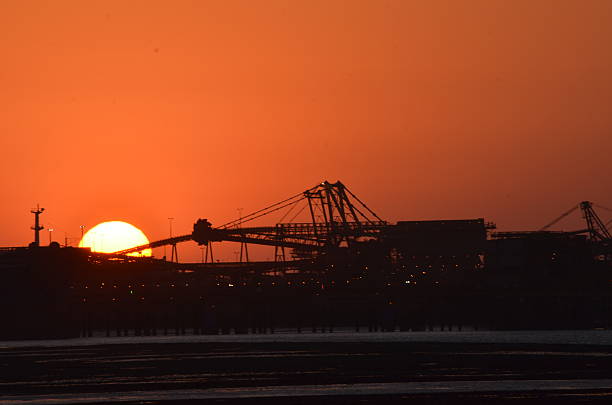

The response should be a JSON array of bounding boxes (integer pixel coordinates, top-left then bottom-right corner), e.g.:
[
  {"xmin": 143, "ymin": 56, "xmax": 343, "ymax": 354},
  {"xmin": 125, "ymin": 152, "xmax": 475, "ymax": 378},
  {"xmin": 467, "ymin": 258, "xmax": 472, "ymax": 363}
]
[{"xmin": 30, "ymin": 204, "xmax": 45, "ymax": 247}]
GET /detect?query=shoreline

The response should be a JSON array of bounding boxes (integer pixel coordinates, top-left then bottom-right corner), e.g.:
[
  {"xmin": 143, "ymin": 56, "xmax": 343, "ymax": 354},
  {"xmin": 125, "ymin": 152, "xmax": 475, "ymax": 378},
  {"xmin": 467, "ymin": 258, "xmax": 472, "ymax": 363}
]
[{"xmin": 4, "ymin": 329, "xmax": 612, "ymax": 349}]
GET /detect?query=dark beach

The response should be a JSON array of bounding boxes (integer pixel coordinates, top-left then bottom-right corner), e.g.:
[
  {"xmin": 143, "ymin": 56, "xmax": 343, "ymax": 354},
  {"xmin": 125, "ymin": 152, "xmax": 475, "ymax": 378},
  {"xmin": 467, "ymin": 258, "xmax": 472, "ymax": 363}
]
[{"xmin": 3, "ymin": 333, "xmax": 612, "ymax": 404}]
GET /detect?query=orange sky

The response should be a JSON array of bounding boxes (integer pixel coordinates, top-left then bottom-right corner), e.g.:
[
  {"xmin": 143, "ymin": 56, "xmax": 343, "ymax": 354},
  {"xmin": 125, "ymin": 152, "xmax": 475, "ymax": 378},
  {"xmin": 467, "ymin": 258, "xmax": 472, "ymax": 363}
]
[{"xmin": 1, "ymin": 0, "xmax": 611, "ymax": 261}]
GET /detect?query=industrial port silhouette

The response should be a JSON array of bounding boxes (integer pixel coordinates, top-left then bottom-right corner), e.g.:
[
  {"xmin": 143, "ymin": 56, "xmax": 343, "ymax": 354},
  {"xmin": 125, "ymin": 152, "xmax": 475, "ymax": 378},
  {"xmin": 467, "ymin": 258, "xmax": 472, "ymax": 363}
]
[{"xmin": 1, "ymin": 180, "xmax": 611, "ymax": 340}]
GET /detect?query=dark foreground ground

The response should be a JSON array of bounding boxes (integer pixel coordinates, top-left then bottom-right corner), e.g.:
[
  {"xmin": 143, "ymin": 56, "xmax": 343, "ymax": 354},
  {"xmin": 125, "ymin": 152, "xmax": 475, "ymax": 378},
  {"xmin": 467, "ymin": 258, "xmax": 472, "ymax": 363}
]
[{"xmin": 2, "ymin": 340, "xmax": 612, "ymax": 404}]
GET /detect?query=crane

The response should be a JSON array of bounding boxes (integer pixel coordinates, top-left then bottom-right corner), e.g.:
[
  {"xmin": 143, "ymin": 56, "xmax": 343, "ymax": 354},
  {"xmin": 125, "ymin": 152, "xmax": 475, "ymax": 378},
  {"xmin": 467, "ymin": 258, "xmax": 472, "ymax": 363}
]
[
  {"xmin": 538, "ymin": 201, "xmax": 611, "ymax": 242},
  {"xmin": 115, "ymin": 181, "xmax": 388, "ymax": 259}
]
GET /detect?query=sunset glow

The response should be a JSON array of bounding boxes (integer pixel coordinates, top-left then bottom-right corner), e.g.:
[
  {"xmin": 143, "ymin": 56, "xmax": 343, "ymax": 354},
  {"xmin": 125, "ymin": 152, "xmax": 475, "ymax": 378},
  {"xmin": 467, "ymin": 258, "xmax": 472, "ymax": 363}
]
[
  {"xmin": 79, "ymin": 221, "xmax": 152, "ymax": 256},
  {"xmin": 0, "ymin": 1, "xmax": 611, "ymax": 262}
]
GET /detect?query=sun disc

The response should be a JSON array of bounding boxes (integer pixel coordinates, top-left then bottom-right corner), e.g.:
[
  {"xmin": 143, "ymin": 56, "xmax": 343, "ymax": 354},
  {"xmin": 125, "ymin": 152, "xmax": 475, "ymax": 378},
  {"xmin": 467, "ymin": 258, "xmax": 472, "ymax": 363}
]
[{"xmin": 79, "ymin": 221, "xmax": 152, "ymax": 256}]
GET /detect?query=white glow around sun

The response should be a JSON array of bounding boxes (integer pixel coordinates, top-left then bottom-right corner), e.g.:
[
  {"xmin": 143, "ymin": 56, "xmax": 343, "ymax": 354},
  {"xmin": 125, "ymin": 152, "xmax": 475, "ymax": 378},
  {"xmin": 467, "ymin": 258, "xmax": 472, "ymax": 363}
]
[{"xmin": 79, "ymin": 221, "xmax": 152, "ymax": 256}]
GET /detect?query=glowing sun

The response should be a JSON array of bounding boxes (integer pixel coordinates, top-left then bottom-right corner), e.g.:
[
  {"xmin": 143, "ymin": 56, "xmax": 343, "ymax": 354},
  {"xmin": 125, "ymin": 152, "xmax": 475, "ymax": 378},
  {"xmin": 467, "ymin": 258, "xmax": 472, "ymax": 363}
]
[{"xmin": 79, "ymin": 221, "xmax": 152, "ymax": 256}]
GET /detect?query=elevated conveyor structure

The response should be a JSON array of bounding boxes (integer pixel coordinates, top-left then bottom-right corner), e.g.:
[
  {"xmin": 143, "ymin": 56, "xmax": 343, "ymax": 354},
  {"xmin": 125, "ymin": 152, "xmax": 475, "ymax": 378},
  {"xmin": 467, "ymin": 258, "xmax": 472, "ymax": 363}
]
[{"xmin": 115, "ymin": 181, "xmax": 388, "ymax": 261}]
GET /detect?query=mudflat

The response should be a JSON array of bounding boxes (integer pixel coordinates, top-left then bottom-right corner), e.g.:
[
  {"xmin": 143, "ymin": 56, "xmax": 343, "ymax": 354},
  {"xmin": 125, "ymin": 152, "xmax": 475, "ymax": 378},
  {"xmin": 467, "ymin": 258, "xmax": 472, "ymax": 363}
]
[{"xmin": 2, "ymin": 340, "xmax": 612, "ymax": 404}]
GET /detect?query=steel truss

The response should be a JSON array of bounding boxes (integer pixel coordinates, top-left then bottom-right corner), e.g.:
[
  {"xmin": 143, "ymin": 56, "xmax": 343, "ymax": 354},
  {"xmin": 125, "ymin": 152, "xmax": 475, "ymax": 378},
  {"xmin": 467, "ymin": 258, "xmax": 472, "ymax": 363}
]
[{"xmin": 116, "ymin": 181, "xmax": 387, "ymax": 260}]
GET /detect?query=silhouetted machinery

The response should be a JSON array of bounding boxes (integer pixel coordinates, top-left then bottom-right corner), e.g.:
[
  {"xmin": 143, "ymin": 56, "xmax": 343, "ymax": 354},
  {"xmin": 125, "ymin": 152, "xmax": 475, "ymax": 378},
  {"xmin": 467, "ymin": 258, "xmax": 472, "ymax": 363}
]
[
  {"xmin": 4, "ymin": 181, "xmax": 612, "ymax": 338},
  {"xmin": 114, "ymin": 181, "xmax": 494, "ymax": 286},
  {"xmin": 111, "ymin": 181, "xmax": 612, "ymax": 288},
  {"xmin": 487, "ymin": 201, "xmax": 612, "ymax": 290},
  {"xmin": 118, "ymin": 181, "xmax": 388, "ymax": 261}
]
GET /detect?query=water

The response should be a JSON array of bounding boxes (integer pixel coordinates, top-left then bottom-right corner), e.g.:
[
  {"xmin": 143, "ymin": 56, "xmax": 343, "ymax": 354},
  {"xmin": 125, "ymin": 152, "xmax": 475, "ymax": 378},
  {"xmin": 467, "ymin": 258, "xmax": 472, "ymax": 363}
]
[
  {"xmin": 3, "ymin": 329, "xmax": 612, "ymax": 404},
  {"xmin": 3, "ymin": 379, "xmax": 612, "ymax": 404}
]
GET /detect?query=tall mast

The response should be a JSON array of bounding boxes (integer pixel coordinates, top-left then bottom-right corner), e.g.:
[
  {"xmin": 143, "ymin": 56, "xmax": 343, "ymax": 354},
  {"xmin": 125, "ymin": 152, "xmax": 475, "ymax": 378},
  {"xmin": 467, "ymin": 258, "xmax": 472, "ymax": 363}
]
[{"xmin": 31, "ymin": 204, "xmax": 45, "ymax": 246}]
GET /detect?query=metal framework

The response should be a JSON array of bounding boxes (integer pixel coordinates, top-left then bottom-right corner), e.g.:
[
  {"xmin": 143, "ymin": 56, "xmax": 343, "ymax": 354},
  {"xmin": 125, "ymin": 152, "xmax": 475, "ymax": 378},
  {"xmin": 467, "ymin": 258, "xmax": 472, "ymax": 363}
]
[
  {"xmin": 115, "ymin": 181, "xmax": 387, "ymax": 259},
  {"xmin": 580, "ymin": 201, "xmax": 612, "ymax": 242},
  {"xmin": 534, "ymin": 200, "xmax": 611, "ymax": 242}
]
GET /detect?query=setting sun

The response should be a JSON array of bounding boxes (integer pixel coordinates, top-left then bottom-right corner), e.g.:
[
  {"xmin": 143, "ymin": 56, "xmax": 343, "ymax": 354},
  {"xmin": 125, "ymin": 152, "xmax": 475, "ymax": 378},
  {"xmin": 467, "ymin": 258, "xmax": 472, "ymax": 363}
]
[{"xmin": 79, "ymin": 221, "xmax": 152, "ymax": 256}]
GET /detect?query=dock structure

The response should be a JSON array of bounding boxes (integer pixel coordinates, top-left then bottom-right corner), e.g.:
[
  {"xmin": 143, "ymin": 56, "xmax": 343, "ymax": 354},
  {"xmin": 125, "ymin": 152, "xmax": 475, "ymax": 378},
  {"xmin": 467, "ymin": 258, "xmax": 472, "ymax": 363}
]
[{"xmin": 1, "ymin": 181, "xmax": 612, "ymax": 339}]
